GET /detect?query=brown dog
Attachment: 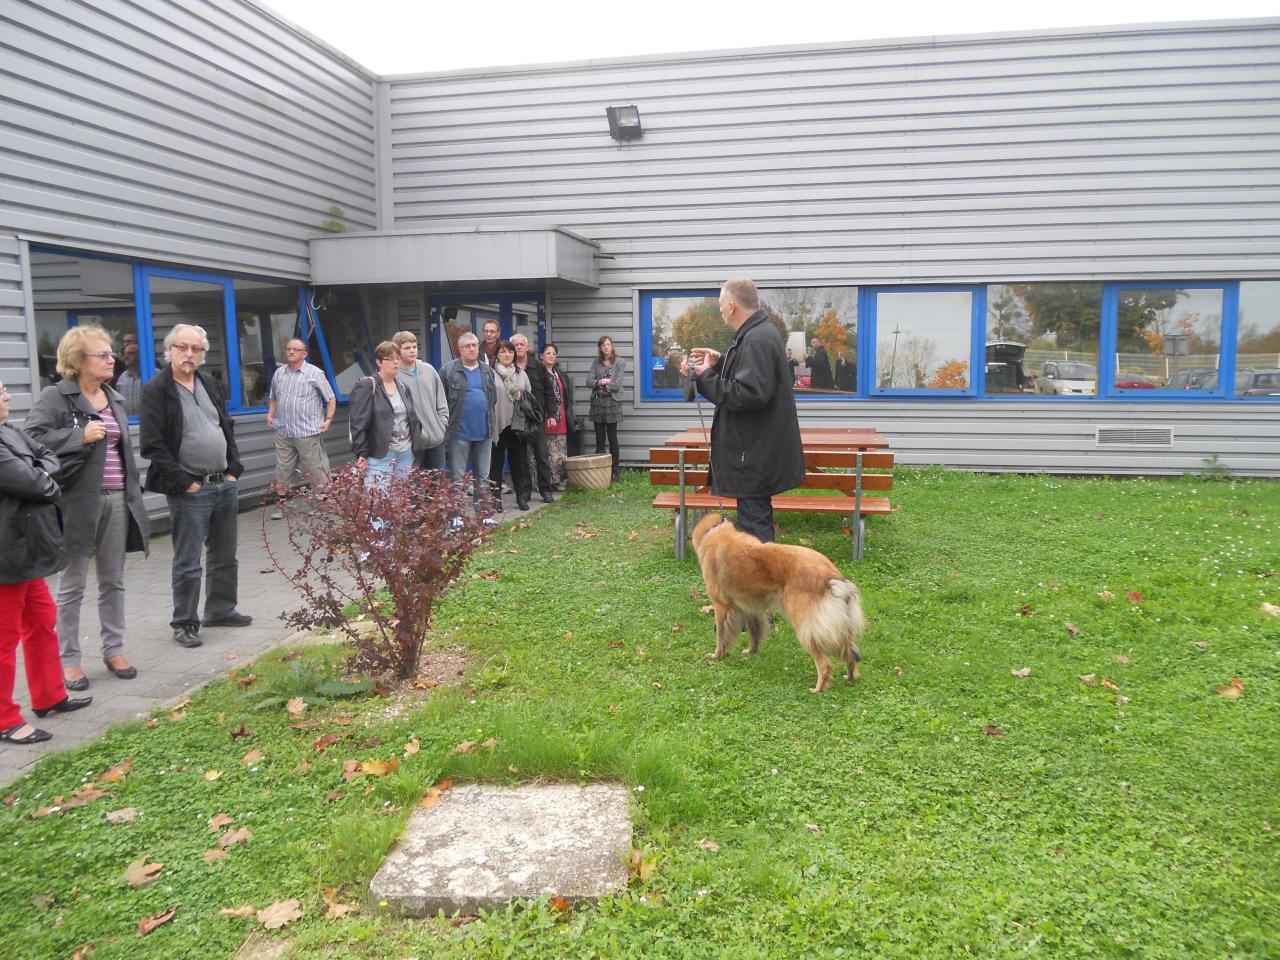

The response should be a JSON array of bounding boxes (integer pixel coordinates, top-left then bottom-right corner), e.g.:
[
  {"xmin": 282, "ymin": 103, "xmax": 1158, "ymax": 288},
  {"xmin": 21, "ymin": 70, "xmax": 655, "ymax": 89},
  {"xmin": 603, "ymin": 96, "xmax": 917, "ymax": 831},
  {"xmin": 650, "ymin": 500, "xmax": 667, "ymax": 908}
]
[{"xmin": 691, "ymin": 513, "xmax": 865, "ymax": 693}]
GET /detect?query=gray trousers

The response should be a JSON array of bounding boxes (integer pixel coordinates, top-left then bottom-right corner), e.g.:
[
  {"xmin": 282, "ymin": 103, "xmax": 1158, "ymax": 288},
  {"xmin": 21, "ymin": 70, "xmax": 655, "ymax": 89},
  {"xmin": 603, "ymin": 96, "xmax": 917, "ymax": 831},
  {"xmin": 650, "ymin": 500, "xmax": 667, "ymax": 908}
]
[
  {"xmin": 57, "ymin": 489, "xmax": 128, "ymax": 665},
  {"xmin": 274, "ymin": 432, "xmax": 331, "ymax": 487}
]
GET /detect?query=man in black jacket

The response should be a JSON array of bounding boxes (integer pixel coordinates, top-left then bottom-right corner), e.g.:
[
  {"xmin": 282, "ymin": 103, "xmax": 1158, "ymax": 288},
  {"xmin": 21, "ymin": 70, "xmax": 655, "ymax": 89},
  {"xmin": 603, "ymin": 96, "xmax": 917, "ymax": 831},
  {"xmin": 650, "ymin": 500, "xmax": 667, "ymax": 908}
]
[
  {"xmin": 688, "ymin": 278, "xmax": 804, "ymax": 542},
  {"xmin": 140, "ymin": 324, "xmax": 251, "ymax": 648}
]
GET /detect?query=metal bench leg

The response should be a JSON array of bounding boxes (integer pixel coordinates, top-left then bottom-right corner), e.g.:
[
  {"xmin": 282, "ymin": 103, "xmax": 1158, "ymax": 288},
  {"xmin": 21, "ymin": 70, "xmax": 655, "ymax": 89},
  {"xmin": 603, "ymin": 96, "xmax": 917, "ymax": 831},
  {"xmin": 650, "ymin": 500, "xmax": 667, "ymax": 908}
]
[
  {"xmin": 853, "ymin": 515, "xmax": 864, "ymax": 561},
  {"xmin": 675, "ymin": 510, "xmax": 686, "ymax": 561}
]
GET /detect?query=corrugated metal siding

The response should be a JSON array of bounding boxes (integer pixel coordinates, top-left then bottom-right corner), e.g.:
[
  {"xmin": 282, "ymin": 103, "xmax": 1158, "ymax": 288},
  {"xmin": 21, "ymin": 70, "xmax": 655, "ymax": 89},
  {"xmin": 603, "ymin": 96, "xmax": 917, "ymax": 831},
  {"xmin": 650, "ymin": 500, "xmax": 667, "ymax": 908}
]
[
  {"xmin": 0, "ymin": 237, "xmax": 34, "ymax": 415},
  {"xmin": 386, "ymin": 19, "xmax": 1280, "ymax": 475},
  {"xmin": 0, "ymin": 0, "xmax": 378, "ymax": 279}
]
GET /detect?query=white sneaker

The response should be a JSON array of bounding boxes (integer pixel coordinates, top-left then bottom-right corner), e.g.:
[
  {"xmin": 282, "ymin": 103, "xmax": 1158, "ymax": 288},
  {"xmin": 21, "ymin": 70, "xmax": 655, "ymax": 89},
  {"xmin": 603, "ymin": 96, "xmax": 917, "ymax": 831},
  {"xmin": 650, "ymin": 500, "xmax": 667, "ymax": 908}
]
[{"xmin": 270, "ymin": 509, "xmax": 283, "ymax": 520}]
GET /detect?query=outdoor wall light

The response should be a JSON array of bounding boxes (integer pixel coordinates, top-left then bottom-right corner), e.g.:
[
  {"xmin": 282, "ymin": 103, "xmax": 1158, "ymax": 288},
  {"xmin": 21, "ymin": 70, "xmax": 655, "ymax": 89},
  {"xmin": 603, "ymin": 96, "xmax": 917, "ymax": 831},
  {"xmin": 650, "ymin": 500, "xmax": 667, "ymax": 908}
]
[{"xmin": 606, "ymin": 105, "xmax": 643, "ymax": 141}]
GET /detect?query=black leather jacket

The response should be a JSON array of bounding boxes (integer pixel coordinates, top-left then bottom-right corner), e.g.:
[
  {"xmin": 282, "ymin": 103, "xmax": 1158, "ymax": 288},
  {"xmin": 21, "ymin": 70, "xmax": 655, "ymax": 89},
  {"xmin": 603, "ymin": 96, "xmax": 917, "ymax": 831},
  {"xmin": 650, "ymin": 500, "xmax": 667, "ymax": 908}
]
[
  {"xmin": 348, "ymin": 376, "xmax": 420, "ymax": 460},
  {"xmin": 139, "ymin": 367, "xmax": 243, "ymax": 496},
  {"xmin": 0, "ymin": 421, "xmax": 65, "ymax": 583}
]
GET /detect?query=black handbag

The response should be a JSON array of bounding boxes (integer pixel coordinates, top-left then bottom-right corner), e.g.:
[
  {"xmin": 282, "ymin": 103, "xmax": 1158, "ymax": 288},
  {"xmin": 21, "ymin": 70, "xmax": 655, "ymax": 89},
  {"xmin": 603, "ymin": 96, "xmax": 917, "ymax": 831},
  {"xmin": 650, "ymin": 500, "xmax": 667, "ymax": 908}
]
[
  {"xmin": 0, "ymin": 496, "xmax": 65, "ymax": 584},
  {"xmin": 512, "ymin": 393, "xmax": 539, "ymax": 440}
]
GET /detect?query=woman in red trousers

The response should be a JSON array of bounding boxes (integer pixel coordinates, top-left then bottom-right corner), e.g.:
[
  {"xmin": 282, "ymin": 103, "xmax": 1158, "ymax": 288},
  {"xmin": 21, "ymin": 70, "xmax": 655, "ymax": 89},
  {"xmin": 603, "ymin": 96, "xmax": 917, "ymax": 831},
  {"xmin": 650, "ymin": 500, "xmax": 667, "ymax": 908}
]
[{"xmin": 0, "ymin": 381, "xmax": 91, "ymax": 745}]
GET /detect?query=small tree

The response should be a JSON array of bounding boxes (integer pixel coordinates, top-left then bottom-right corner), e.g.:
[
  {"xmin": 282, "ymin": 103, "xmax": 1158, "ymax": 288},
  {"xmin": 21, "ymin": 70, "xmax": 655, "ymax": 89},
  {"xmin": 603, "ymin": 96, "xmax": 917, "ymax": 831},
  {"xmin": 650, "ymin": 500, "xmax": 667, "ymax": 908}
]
[{"xmin": 264, "ymin": 464, "xmax": 494, "ymax": 679}]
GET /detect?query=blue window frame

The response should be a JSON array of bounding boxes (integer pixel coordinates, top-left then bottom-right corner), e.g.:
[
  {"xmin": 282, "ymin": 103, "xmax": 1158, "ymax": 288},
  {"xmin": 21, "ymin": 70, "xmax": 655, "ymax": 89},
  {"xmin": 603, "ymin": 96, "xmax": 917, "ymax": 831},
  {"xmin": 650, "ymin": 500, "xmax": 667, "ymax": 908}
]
[
  {"xmin": 425, "ymin": 293, "xmax": 546, "ymax": 367},
  {"xmin": 863, "ymin": 286, "xmax": 985, "ymax": 397},
  {"xmin": 35, "ymin": 245, "xmax": 333, "ymax": 415},
  {"xmin": 639, "ymin": 289, "xmax": 719, "ymax": 401}
]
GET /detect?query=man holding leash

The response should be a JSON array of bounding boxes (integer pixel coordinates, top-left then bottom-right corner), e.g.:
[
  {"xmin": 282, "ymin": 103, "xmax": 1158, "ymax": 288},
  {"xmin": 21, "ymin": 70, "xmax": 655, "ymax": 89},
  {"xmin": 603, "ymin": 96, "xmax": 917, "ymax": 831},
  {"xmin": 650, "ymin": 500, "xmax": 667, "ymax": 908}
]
[{"xmin": 685, "ymin": 277, "xmax": 804, "ymax": 543}]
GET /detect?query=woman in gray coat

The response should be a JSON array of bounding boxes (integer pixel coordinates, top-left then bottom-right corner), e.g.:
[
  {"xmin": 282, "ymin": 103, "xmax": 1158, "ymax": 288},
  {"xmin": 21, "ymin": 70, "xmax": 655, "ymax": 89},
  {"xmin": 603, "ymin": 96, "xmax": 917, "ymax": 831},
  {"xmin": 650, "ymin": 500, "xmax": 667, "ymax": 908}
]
[
  {"xmin": 25, "ymin": 325, "xmax": 150, "ymax": 691},
  {"xmin": 587, "ymin": 336, "xmax": 626, "ymax": 484}
]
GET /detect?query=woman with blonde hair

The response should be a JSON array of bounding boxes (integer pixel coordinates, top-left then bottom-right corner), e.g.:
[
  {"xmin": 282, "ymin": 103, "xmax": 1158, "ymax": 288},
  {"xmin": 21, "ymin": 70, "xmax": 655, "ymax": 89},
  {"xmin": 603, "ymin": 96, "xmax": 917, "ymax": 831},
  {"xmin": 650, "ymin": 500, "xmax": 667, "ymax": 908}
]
[
  {"xmin": 26, "ymin": 325, "xmax": 150, "ymax": 691},
  {"xmin": 488, "ymin": 341, "xmax": 534, "ymax": 510}
]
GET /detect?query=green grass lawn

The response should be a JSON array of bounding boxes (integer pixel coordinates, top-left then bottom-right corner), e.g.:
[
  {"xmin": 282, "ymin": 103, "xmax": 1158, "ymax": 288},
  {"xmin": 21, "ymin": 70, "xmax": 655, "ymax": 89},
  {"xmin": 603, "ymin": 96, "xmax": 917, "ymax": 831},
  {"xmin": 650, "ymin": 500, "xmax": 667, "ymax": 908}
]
[{"xmin": 2, "ymin": 469, "xmax": 1278, "ymax": 959}]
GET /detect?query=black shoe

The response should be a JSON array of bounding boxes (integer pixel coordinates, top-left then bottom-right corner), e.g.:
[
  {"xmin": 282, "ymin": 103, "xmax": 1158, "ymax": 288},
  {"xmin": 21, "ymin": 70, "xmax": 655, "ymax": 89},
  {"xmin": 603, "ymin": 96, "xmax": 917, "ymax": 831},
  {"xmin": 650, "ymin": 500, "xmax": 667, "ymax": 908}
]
[
  {"xmin": 33, "ymin": 696, "xmax": 93, "ymax": 718},
  {"xmin": 0, "ymin": 724, "xmax": 52, "ymax": 745},
  {"xmin": 103, "ymin": 658, "xmax": 138, "ymax": 680},
  {"xmin": 173, "ymin": 626, "xmax": 203, "ymax": 648},
  {"xmin": 64, "ymin": 674, "xmax": 90, "ymax": 692},
  {"xmin": 201, "ymin": 612, "xmax": 253, "ymax": 627},
  {"xmin": 541, "ymin": 491, "xmax": 555, "ymax": 503},
  {"xmin": 516, "ymin": 497, "xmax": 530, "ymax": 511}
]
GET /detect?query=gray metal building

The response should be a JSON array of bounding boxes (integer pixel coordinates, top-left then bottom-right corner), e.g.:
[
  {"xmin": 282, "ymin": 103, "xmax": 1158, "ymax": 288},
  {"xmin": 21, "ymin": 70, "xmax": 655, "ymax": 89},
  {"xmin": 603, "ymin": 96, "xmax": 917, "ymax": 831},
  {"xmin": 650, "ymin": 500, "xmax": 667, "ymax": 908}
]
[{"xmin": 3, "ymin": 1, "xmax": 1278, "ymax": 508}]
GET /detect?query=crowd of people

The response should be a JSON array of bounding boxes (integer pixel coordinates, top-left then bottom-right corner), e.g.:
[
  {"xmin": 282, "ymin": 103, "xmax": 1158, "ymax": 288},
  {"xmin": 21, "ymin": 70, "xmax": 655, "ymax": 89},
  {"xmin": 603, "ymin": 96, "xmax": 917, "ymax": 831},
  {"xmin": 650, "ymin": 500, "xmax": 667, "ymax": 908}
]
[{"xmin": 1, "ymin": 323, "xmax": 623, "ymax": 745}]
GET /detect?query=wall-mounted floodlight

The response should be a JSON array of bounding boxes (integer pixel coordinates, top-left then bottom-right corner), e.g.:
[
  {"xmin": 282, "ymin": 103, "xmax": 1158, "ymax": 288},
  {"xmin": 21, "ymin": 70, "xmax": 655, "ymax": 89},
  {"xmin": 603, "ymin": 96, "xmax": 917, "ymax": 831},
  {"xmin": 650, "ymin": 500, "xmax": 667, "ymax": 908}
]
[{"xmin": 606, "ymin": 105, "xmax": 643, "ymax": 142}]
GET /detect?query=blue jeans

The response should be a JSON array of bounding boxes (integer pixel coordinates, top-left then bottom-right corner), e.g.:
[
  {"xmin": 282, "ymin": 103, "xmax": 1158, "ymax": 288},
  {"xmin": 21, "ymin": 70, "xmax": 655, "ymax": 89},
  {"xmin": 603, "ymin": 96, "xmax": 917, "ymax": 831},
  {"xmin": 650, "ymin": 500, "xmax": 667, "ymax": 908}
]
[
  {"xmin": 166, "ymin": 479, "xmax": 239, "ymax": 630},
  {"xmin": 365, "ymin": 448, "xmax": 415, "ymax": 487},
  {"xmin": 448, "ymin": 437, "xmax": 492, "ymax": 504}
]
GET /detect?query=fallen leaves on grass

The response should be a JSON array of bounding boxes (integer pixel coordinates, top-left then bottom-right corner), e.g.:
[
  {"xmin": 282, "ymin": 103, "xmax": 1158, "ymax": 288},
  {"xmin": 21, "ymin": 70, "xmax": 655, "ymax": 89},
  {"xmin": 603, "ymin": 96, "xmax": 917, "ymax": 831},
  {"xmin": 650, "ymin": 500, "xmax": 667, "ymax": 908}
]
[
  {"xmin": 1066, "ymin": 622, "xmax": 1079, "ymax": 636},
  {"xmin": 323, "ymin": 887, "xmax": 357, "ymax": 919},
  {"xmin": 257, "ymin": 899, "xmax": 303, "ymax": 930},
  {"xmin": 357, "ymin": 758, "xmax": 398, "ymax": 777},
  {"xmin": 1114, "ymin": 654, "xmax": 1131, "ymax": 665},
  {"xmin": 32, "ymin": 784, "xmax": 107, "ymax": 818},
  {"xmin": 122, "ymin": 856, "xmax": 163, "ymax": 888},
  {"xmin": 804, "ymin": 823, "xmax": 821, "ymax": 835},
  {"xmin": 229, "ymin": 723, "xmax": 251, "ymax": 739},
  {"xmin": 286, "ymin": 697, "xmax": 306, "ymax": 720},
  {"xmin": 312, "ymin": 733, "xmax": 341, "ymax": 751},
  {"xmin": 208, "ymin": 813, "xmax": 233, "ymax": 833},
  {"xmin": 1100, "ymin": 678, "xmax": 1119, "ymax": 691},
  {"xmin": 1017, "ymin": 603, "xmax": 1036, "ymax": 617},
  {"xmin": 1216, "ymin": 678, "xmax": 1245, "ymax": 699},
  {"xmin": 628, "ymin": 849, "xmax": 659, "ymax": 883},
  {"xmin": 478, "ymin": 570, "xmax": 501, "ymax": 581},
  {"xmin": 203, "ymin": 849, "xmax": 227, "ymax": 863},
  {"xmin": 452, "ymin": 740, "xmax": 477, "ymax": 755},
  {"xmin": 699, "ymin": 604, "xmax": 715, "ymax": 614},
  {"xmin": 105, "ymin": 807, "xmax": 139, "ymax": 825},
  {"xmin": 341, "ymin": 760, "xmax": 361, "ymax": 781},
  {"xmin": 241, "ymin": 749, "xmax": 263, "ymax": 765},
  {"xmin": 203, "ymin": 770, "xmax": 222, "ymax": 781},
  {"xmin": 403, "ymin": 737, "xmax": 420, "ymax": 757},
  {"xmin": 548, "ymin": 895, "xmax": 572, "ymax": 912},
  {"xmin": 696, "ymin": 838, "xmax": 720, "ymax": 852},
  {"xmin": 1098, "ymin": 590, "xmax": 1115, "ymax": 601},
  {"xmin": 219, "ymin": 905, "xmax": 255, "ymax": 919},
  {"xmin": 1260, "ymin": 602, "xmax": 1280, "ymax": 617},
  {"xmin": 217, "ymin": 827, "xmax": 252, "ymax": 849},
  {"xmin": 1011, "ymin": 667, "xmax": 1032, "ymax": 678},
  {"xmin": 324, "ymin": 790, "xmax": 343, "ymax": 802},
  {"xmin": 1126, "ymin": 591, "xmax": 1145, "ymax": 603},
  {"xmin": 628, "ymin": 530, "xmax": 638, "ymax": 541},
  {"xmin": 982, "ymin": 724, "xmax": 1005, "ymax": 737},
  {"xmin": 1078, "ymin": 674, "xmax": 1096, "ymax": 685},
  {"xmin": 66, "ymin": 943, "xmax": 94, "ymax": 959},
  {"xmin": 169, "ymin": 698, "xmax": 192, "ymax": 721},
  {"xmin": 412, "ymin": 678, "xmax": 440, "ymax": 690},
  {"xmin": 137, "ymin": 908, "xmax": 176, "ymax": 936},
  {"xmin": 98, "ymin": 758, "xmax": 133, "ymax": 783}
]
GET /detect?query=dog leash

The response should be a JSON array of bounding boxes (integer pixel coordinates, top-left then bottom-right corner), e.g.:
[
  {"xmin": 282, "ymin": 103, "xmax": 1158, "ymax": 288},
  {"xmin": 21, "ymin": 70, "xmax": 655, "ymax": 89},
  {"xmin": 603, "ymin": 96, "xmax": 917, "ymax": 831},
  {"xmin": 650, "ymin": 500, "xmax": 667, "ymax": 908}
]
[{"xmin": 688, "ymin": 367, "xmax": 728, "ymax": 515}]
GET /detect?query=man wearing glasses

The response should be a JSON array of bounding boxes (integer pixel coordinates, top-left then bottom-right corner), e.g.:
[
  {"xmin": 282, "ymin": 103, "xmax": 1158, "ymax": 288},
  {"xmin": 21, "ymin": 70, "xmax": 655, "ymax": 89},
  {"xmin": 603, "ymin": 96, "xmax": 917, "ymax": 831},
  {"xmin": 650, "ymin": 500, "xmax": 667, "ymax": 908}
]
[
  {"xmin": 140, "ymin": 324, "xmax": 252, "ymax": 648},
  {"xmin": 440, "ymin": 332, "xmax": 497, "ymax": 513},
  {"xmin": 266, "ymin": 338, "xmax": 336, "ymax": 517}
]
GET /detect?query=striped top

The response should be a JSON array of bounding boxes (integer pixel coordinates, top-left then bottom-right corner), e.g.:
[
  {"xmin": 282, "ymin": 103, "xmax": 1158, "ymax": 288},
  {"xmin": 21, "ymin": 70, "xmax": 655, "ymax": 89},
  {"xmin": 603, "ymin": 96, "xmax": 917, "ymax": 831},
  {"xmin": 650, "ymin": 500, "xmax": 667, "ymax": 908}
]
[
  {"xmin": 269, "ymin": 361, "xmax": 335, "ymax": 439},
  {"xmin": 99, "ymin": 404, "xmax": 126, "ymax": 491}
]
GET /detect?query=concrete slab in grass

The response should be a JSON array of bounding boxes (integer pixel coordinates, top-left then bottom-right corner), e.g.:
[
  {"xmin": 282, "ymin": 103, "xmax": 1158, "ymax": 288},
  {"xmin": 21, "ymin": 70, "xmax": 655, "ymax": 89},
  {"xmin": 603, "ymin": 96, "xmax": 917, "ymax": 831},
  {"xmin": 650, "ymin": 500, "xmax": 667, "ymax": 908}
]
[{"xmin": 369, "ymin": 783, "xmax": 632, "ymax": 916}]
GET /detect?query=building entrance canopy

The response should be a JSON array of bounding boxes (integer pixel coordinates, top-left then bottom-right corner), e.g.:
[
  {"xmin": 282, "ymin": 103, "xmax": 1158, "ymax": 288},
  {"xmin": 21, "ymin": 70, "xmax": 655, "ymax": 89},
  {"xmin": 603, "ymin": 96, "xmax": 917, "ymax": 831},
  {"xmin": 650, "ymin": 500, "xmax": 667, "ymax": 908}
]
[{"xmin": 309, "ymin": 227, "xmax": 599, "ymax": 289}]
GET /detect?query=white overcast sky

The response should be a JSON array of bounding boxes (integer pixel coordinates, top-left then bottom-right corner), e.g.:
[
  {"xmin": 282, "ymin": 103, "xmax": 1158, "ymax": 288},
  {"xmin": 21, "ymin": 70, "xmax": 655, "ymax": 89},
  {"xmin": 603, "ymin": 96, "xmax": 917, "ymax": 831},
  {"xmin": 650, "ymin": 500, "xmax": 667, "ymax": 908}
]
[{"xmin": 259, "ymin": 0, "xmax": 1277, "ymax": 74}]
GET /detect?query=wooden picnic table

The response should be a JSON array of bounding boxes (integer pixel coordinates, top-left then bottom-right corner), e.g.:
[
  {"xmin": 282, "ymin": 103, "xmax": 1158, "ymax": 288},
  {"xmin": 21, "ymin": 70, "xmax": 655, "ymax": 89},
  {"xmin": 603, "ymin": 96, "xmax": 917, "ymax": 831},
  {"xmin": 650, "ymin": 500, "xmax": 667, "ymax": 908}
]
[{"xmin": 663, "ymin": 426, "xmax": 890, "ymax": 451}]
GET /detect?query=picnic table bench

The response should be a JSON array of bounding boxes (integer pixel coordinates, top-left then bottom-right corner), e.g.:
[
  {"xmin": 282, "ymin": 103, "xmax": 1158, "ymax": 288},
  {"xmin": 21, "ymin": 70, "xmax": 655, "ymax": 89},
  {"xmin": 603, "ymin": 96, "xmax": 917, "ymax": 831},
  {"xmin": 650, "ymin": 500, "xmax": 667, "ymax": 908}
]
[{"xmin": 650, "ymin": 438, "xmax": 893, "ymax": 561}]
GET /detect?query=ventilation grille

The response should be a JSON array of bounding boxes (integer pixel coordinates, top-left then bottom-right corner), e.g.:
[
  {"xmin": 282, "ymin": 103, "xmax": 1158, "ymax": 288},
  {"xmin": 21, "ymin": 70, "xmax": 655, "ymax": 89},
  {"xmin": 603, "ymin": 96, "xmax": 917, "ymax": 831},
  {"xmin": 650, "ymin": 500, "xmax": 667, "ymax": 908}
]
[{"xmin": 1096, "ymin": 426, "xmax": 1175, "ymax": 447}]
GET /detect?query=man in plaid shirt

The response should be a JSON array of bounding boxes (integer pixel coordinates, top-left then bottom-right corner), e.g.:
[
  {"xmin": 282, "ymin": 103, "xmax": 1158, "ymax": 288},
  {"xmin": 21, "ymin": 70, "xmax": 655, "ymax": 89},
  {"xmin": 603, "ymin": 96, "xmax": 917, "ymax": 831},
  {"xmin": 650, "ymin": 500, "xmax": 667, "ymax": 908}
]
[{"xmin": 266, "ymin": 338, "xmax": 336, "ymax": 516}]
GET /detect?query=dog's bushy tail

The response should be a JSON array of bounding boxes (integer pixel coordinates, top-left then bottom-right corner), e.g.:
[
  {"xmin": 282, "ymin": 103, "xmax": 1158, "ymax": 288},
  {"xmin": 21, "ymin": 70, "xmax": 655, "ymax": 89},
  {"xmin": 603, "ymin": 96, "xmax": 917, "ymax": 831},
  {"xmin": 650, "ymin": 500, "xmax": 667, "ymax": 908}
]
[{"xmin": 796, "ymin": 578, "xmax": 864, "ymax": 664}]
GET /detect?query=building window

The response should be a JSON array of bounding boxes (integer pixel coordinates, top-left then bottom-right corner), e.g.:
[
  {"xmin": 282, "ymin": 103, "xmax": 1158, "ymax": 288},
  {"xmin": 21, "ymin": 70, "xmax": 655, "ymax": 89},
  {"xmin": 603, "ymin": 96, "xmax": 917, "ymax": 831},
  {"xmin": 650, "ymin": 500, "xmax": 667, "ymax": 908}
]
[
  {"xmin": 1109, "ymin": 285, "xmax": 1226, "ymax": 394},
  {"xmin": 869, "ymin": 288, "xmax": 978, "ymax": 395},
  {"xmin": 990, "ymin": 283, "xmax": 1102, "ymax": 397},
  {"xmin": 1235, "ymin": 282, "xmax": 1280, "ymax": 399},
  {"xmin": 639, "ymin": 287, "xmax": 858, "ymax": 399}
]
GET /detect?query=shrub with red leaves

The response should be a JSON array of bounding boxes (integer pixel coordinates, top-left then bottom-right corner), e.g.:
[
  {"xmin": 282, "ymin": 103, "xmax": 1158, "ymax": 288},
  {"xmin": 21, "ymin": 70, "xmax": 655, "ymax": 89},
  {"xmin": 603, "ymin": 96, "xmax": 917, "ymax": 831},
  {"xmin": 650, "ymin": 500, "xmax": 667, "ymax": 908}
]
[{"xmin": 264, "ymin": 464, "xmax": 496, "ymax": 679}]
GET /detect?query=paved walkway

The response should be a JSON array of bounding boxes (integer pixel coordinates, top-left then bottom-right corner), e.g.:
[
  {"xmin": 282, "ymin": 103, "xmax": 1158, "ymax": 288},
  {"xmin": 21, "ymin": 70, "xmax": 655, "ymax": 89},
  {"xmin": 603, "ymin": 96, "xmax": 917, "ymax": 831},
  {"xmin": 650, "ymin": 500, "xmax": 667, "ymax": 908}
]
[{"xmin": 1, "ymin": 489, "xmax": 552, "ymax": 788}]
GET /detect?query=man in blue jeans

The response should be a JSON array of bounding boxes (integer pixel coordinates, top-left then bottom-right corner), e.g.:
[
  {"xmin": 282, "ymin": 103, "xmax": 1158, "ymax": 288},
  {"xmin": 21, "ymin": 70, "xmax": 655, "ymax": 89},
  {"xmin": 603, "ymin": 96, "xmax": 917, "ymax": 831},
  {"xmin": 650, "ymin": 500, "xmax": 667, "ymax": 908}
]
[
  {"xmin": 140, "ymin": 324, "xmax": 251, "ymax": 648},
  {"xmin": 440, "ymin": 332, "xmax": 497, "ymax": 512}
]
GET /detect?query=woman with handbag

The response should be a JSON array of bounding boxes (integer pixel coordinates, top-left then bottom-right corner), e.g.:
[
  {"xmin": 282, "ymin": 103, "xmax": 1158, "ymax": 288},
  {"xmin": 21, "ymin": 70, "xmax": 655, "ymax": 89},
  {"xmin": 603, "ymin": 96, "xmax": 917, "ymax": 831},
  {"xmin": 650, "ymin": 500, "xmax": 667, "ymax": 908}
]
[
  {"xmin": 539, "ymin": 343, "xmax": 573, "ymax": 491},
  {"xmin": 587, "ymin": 336, "xmax": 626, "ymax": 484},
  {"xmin": 488, "ymin": 341, "xmax": 534, "ymax": 511},
  {"xmin": 349, "ymin": 341, "xmax": 420, "ymax": 487},
  {"xmin": 25, "ymin": 325, "xmax": 150, "ymax": 692},
  {"xmin": 0, "ymin": 380, "xmax": 92, "ymax": 745}
]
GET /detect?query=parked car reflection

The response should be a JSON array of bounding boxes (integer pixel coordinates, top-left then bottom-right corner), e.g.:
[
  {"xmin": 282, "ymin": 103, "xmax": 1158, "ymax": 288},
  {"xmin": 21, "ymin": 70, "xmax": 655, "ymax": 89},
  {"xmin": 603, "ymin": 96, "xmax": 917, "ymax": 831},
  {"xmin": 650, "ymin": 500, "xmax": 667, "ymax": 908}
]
[
  {"xmin": 1038, "ymin": 360, "xmax": 1096, "ymax": 396},
  {"xmin": 985, "ymin": 341, "xmax": 1035, "ymax": 393}
]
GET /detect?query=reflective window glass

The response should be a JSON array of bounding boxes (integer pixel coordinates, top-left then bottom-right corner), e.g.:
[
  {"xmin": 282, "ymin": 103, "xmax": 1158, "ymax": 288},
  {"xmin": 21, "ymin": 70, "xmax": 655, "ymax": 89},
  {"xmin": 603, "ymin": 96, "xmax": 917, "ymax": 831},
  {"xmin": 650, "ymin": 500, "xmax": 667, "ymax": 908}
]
[
  {"xmin": 874, "ymin": 290, "xmax": 972, "ymax": 391},
  {"xmin": 234, "ymin": 280, "xmax": 301, "ymax": 408},
  {"xmin": 990, "ymin": 283, "xmax": 1101, "ymax": 397},
  {"xmin": 1235, "ymin": 282, "xmax": 1280, "ymax": 399},
  {"xmin": 1115, "ymin": 287, "xmax": 1222, "ymax": 391}
]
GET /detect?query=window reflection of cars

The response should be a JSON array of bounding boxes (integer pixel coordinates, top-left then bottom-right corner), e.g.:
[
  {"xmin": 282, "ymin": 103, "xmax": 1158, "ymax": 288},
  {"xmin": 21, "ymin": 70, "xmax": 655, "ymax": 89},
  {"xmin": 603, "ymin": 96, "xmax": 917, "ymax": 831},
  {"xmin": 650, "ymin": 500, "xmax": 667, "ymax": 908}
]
[
  {"xmin": 1235, "ymin": 368, "xmax": 1280, "ymax": 397},
  {"xmin": 1115, "ymin": 372, "xmax": 1156, "ymax": 389},
  {"xmin": 984, "ymin": 341, "xmax": 1035, "ymax": 393},
  {"xmin": 1038, "ymin": 360, "xmax": 1096, "ymax": 396},
  {"xmin": 1166, "ymin": 367, "xmax": 1217, "ymax": 390}
]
